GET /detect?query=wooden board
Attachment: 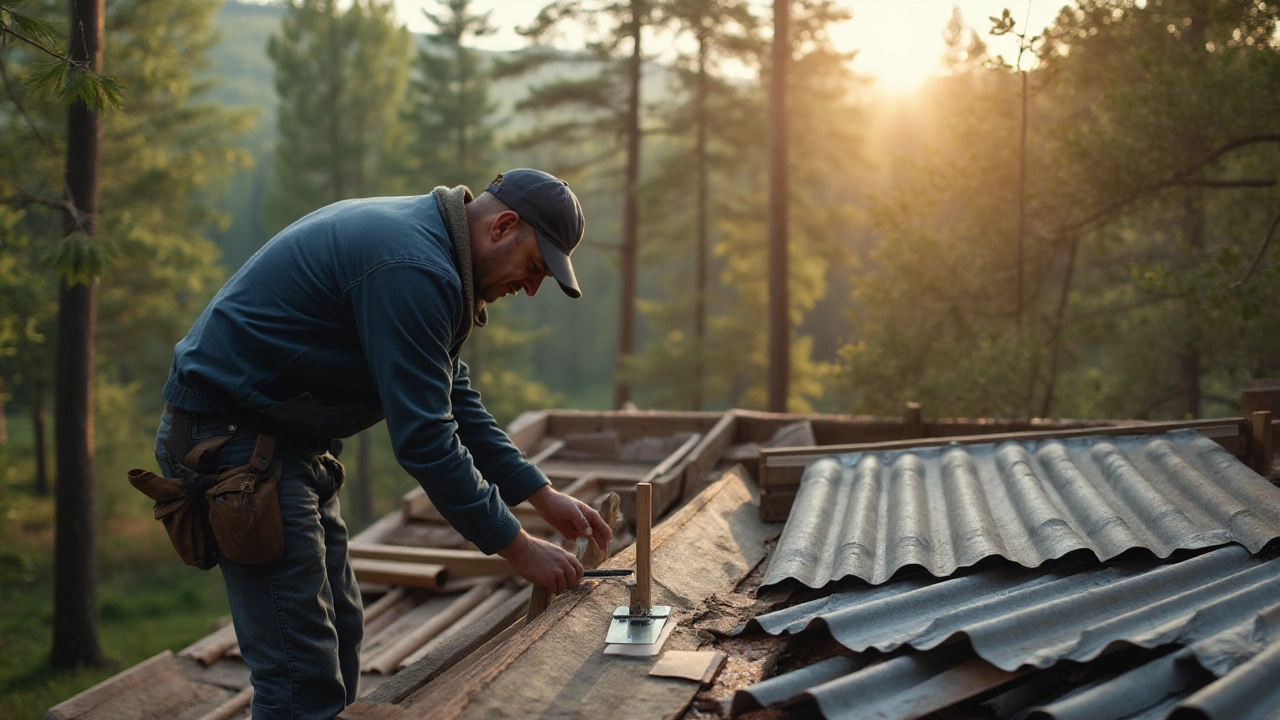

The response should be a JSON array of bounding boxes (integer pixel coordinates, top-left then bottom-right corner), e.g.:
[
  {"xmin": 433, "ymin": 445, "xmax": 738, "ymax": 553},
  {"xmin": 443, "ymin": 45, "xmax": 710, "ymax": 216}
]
[
  {"xmin": 349, "ymin": 544, "xmax": 513, "ymax": 577},
  {"xmin": 47, "ymin": 651, "xmax": 232, "ymax": 720},
  {"xmin": 351, "ymin": 558, "xmax": 446, "ymax": 589},
  {"xmin": 341, "ymin": 468, "xmax": 773, "ymax": 720}
]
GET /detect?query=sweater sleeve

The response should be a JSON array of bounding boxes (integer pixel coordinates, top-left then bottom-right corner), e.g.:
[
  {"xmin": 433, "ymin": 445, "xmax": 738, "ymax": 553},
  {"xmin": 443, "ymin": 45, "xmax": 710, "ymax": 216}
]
[
  {"xmin": 450, "ymin": 360, "xmax": 551, "ymax": 506},
  {"xmin": 347, "ymin": 261, "xmax": 521, "ymax": 554}
]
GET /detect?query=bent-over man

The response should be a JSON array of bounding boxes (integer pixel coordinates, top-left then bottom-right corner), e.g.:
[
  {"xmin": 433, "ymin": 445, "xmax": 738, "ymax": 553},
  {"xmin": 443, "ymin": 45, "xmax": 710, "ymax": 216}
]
[{"xmin": 154, "ymin": 168, "xmax": 611, "ymax": 719}]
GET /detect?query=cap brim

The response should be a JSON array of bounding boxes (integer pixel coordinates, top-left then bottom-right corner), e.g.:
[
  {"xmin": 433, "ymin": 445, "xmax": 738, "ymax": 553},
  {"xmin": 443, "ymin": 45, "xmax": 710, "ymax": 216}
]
[{"xmin": 536, "ymin": 233, "xmax": 581, "ymax": 299}]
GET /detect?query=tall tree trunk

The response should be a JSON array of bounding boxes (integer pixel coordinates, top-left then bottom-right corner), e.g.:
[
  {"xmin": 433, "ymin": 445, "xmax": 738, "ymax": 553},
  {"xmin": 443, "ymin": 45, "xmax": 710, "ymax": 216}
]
[
  {"xmin": 0, "ymin": 381, "xmax": 7, "ymax": 447},
  {"xmin": 692, "ymin": 23, "xmax": 709, "ymax": 411},
  {"xmin": 766, "ymin": 0, "xmax": 791, "ymax": 412},
  {"xmin": 612, "ymin": 0, "xmax": 643, "ymax": 410},
  {"xmin": 1039, "ymin": 234, "xmax": 1080, "ymax": 418},
  {"xmin": 34, "ymin": 380, "xmax": 50, "ymax": 496},
  {"xmin": 51, "ymin": 0, "xmax": 107, "ymax": 671}
]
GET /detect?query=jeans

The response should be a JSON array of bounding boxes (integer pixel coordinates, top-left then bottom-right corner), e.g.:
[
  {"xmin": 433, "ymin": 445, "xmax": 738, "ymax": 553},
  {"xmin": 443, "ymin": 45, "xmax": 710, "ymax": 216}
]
[{"xmin": 156, "ymin": 408, "xmax": 364, "ymax": 720}]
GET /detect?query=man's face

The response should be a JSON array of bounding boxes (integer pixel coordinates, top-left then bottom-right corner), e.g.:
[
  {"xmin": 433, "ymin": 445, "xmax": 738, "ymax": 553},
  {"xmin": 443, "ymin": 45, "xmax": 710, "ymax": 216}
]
[{"xmin": 474, "ymin": 212, "xmax": 551, "ymax": 304}]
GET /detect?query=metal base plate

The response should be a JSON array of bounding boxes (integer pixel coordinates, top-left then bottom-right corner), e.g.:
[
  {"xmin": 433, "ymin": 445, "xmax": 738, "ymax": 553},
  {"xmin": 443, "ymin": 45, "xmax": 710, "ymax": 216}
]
[{"xmin": 606, "ymin": 605, "xmax": 672, "ymax": 645}]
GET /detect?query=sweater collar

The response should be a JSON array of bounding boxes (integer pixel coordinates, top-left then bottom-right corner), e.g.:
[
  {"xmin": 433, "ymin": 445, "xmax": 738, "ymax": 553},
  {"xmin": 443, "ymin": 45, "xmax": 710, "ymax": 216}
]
[{"xmin": 433, "ymin": 185, "xmax": 488, "ymax": 334}]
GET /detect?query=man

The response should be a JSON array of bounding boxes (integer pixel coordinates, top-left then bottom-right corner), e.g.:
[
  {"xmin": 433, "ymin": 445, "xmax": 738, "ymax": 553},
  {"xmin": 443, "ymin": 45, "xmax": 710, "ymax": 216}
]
[{"xmin": 155, "ymin": 169, "xmax": 611, "ymax": 719}]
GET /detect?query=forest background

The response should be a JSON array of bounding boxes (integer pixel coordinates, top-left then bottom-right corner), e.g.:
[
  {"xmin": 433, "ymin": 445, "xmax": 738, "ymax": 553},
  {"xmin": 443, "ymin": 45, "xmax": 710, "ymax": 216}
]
[{"xmin": 1, "ymin": 0, "xmax": 1278, "ymax": 716}]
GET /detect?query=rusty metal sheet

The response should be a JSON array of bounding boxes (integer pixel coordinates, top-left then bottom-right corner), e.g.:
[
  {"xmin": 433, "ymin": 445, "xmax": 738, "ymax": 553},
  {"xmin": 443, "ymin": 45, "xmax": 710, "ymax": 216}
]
[{"xmin": 762, "ymin": 430, "xmax": 1280, "ymax": 589}]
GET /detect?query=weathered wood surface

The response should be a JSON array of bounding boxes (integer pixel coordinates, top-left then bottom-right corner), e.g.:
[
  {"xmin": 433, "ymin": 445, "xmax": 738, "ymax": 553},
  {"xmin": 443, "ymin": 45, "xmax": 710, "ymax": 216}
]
[
  {"xmin": 179, "ymin": 622, "xmax": 238, "ymax": 666},
  {"xmin": 363, "ymin": 587, "xmax": 533, "ymax": 705},
  {"xmin": 349, "ymin": 544, "xmax": 513, "ymax": 577},
  {"xmin": 47, "ymin": 651, "xmax": 231, "ymax": 720},
  {"xmin": 341, "ymin": 469, "xmax": 773, "ymax": 720},
  {"xmin": 350, "ymin": 558, "xmax": 446, "ymax": 589}
]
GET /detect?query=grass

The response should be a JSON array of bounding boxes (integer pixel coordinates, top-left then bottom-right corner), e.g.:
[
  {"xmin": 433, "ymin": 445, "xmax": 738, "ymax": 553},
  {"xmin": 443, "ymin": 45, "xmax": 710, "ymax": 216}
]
[
  {"xmin": 0, "ymin": 404, "xmax": 420, "ymax": 719},
  {"xmin": 0, "ymin": 411, "xmax": 232, "ymax": 720}
]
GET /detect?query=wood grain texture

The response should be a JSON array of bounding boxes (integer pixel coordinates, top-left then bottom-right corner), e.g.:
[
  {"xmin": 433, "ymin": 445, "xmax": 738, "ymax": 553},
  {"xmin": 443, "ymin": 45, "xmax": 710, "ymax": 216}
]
[
  {"xmin": 387, "ymin": 469, "xmax": 770, "ymax": 720},
  {"xmin": 636, "ymin": 482, "xmax": 652, "ymax": 610},
  {"xmin": 47, "ymin": 651, "xmax": 229, "ymax": 720}
]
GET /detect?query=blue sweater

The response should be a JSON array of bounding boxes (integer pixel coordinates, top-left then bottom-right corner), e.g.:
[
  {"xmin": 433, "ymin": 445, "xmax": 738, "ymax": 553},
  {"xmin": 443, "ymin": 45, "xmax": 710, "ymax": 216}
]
[{"xmin": 163, "ymin": 193, "xmax": 548, "ymax": 553}]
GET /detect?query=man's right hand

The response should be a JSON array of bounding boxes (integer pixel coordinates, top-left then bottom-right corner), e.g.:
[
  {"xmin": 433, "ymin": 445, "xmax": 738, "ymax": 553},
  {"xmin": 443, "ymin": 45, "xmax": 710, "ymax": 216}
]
[{"xmin": 497, "ymin": 530, "xmax": 583, "ymax": 594}]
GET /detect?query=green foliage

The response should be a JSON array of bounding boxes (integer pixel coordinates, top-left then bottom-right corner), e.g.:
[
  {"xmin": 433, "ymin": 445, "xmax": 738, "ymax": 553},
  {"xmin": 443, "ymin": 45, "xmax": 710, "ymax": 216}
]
[
  {"xmin": 395, "ymin": 0, "xmax": 498, "ymax": 190},
  {"xmin": 830, "ymin": 0, "xmax": 1280, "ymax": 420},
  {"xmin": 629, "ymin": 0, "xmax": 863, "ymax": 412},
  {"xmin": 1, "ymin": 1, "xmax": 125, "ymax": 111},
  {"xmin": 264, "ymin": 0, "xmax": 412, "ymax": 226}
]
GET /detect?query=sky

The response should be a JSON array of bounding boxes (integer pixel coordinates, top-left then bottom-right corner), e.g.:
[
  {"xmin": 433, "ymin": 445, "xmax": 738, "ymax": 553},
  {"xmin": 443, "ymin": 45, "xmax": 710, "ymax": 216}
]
[{"xmin": 390, "ymin": 0, "xmax": 1058, "ymax": 92}]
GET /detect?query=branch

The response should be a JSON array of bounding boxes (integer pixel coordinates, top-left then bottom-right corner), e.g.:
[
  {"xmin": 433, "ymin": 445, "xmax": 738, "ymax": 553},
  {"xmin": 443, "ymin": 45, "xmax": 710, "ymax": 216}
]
[
  {"xmin": 1063, "ymin": 133, "xmax": 1280, "ymax": 234},
  {"xmin": 1179, "ymin": 177, "xmax": 1277, "ymax": 189},
  {"xmin": 0, "ymin": 55, "xmax": 57, "ymax": 158},
  {"xmin": 1228, "ymin": 203, "xmax": 1280, "ymax": 289},
  {"xmin": 0, "ymin": 192, "xmax": 69, "ymax": 210},
  {"xmin": 0, "ymin": 20, "xmax": 80, "ymax": 68}
]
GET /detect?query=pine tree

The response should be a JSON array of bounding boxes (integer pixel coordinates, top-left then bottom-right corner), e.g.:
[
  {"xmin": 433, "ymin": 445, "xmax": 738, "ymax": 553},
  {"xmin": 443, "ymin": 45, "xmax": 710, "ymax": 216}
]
[
  {"xmin": 400, "ymin": 0, "xmax": 497, "ymax": 189},
  {"xmin": 509, "ymin": 0, "xmax": 651, "ymax": 409},
  {"xmin": 265, "ymin": 0, "xmax": 411, "ymax": 224}
]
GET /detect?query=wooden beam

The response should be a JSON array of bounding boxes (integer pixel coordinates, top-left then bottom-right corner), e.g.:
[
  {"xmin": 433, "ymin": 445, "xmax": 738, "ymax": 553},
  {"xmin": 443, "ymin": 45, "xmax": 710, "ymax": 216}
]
[
  {"xmin": 365, "ymin": 581, "xmax": 499, "ymax": 675},
  {"xmin": 636, "ymin": 482, "xmax": 652, "ymax": 609},
  {"xmin": 1252, "ymin": 411, "xmax": 1273, "ymax": 475},
  {"xmin": 47, "ymin": 651, "xmax": 228, "ymax": 720},
  {"xmin": 349, "ymin": 544, "xmax": 512, "ymax": 577},
  {"xmin": 350, "ymin": 558, "xmax": 446, "ymax": 590},
  {"xmin": 904, "ymin": 402, "xmax": 923, "ymax": 439},
  {"xmin": 360, "ymin": 587, "xmax": 533, "ymax": 705}
]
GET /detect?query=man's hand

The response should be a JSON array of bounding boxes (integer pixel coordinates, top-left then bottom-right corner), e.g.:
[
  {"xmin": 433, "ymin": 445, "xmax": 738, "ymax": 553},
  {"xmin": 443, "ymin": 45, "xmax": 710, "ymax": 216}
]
[
  {"xmin": 527, "ymin": 485, "xmax": 614, "ymax": 552},
  {"xmin": 497, "ymin": 530, "xmax": 583, "ymax": 593}
]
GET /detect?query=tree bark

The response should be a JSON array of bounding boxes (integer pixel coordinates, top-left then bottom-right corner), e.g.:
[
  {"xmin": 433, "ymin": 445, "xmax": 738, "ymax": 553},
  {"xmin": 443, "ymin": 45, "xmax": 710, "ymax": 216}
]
[
  {"xmin": 612, "ymin": 0, "xmax": 643, "ymax": 410},
  {"xmin": 692, "ymin": 22, "xmax": 709, "ymax": 411},
  {"xmin": 766, "ymin": 0, "xmax": 791, "ymax": 412},
  {"xmin": 51, "ymin": 0, "xmax": 107, "ymax": 672},
  {"xmin": 34, "ymin": 381, "xmax": 50, "ymax": 496}
]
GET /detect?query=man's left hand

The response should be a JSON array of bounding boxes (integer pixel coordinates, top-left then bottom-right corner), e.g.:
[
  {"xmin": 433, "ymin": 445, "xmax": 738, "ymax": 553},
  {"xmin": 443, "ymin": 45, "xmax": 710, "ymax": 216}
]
[{"xmin": 527, "ymin": 485, "xmax": 613, "ymax": 551}]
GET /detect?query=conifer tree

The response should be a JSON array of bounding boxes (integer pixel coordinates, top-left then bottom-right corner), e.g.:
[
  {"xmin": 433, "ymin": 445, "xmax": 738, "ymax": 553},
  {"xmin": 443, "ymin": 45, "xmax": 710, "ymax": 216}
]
[{"xmin": 509, "ymin": 0, "xmax": 651, "ymax": 409}]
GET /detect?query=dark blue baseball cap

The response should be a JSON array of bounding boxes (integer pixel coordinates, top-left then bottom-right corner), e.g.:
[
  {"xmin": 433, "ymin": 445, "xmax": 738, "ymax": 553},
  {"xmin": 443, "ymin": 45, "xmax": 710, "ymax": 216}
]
[{"xmin": 486, "ymin": 169, "xmax": 585, "ymax": 299}]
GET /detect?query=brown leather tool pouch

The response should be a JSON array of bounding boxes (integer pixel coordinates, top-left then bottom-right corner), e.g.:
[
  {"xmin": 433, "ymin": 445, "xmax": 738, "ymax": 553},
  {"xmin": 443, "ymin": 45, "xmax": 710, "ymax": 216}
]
[
  {"xmin": 129, "ymin": 432, "xmax": 284, "ymax": 569},
  {"xmin": 205, "ymin": 434, "xmax": 284, "ymax": 565}
]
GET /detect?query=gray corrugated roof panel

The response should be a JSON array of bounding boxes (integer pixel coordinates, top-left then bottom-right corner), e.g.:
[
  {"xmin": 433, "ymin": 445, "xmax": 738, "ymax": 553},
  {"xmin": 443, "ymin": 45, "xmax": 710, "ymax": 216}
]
[
  {"xmin": 762, "ymin": 430, "xmax": 1280, "ymax": 589},
  {"xmin": 744, "ymin": 545, "xmax": 1280, "ymax": 671},
  {"xmin": 732, "ymin": 548, "xmax": 1280, "ymax": 720}
]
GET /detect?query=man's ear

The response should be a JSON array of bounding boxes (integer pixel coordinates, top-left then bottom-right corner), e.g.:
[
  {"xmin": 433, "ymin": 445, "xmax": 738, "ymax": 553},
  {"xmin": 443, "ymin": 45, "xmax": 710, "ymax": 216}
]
[{"xmin": 489, "ymin": 210, "xmax": 521, "ymax": 243}]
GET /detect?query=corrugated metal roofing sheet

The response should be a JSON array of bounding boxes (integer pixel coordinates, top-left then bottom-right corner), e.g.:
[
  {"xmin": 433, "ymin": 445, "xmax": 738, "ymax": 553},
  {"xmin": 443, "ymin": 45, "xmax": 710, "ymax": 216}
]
[
  {"xmin": 762, "ymin": 430, "xmax": 1280, "ymax": 588},
  {"xmin": 733, "ymin": 546, "xmax": 1280, "ymax": 720}
]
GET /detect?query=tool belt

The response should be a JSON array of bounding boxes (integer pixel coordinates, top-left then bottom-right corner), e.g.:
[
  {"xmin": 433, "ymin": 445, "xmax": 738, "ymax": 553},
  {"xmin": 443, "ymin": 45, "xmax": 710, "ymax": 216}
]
[{"xmin": 128, "ymin": 416, "xmax": 285, "ymax": 570}]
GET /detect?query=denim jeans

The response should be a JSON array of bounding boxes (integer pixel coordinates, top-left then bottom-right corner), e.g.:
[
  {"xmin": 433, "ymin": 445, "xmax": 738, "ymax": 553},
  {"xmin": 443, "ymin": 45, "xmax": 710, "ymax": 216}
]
[{"xmin": 156, "ymin": 408, "xmax": 364, "ymax": 720}]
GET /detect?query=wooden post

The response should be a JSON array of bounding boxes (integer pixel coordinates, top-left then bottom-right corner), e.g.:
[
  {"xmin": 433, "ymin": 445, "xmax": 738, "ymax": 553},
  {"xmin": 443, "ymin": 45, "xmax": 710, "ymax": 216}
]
[
  {"xmin": 1252, "ymin": 411, "xmax": 1273, "ymax": 476},
  {"xmin": 904, "ymin": 402, "xmax": 923, "ymax": 439},
  {"xmin": 636, "ymin": 482, "xmax": 652, "ymax": 610}
]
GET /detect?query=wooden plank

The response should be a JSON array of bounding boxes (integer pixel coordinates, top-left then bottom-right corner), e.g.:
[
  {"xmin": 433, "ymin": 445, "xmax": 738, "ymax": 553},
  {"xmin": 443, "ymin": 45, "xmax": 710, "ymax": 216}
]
[
  {"xmin": 904, "ymin": 402, "xmax": 923, "ymax": 439},
  {"xmin": 358, "ymin": 586, "xmax": 533, "ymax": 706},
  {"xmin": 403, "ymin": 469, "xmax": 770, "ymax": 720},
  {"xmin": 362, "ymin": 592, "xmax": 419, "ymax": 639},
  {"xmin": 349, "ymin": 544, "xmax": 512, "ymax": 577},
  {"xmin": 1253, "ymin": 411, "xmax": 1274, "ymax": 475},
  {"xmin": 195, "ymin": 687, "xmax": 252, "ymax": 720},
  {"xmin": 680, "ymin": 412, "xmax": 737, "ymax": 502},
  {"xmin": 400, "ymin": 586, "xmax": 518, "ymax": 669},
  {"xmin": 760, "ymin": 418, "xmax": 1246, "ymax": 484},
  {"xmin": 351, "ymin": 558, "xmax": 446, "ymax": 590},
  {"xmin": 505, "ymin": 410, "xmax": 549, "ymax": 454},
  {"xmin": 361, "ymin": 587, "xmax": 408, "ymax": 625},
  {"xmin": 366, "ymin": 582, "xmax": 499, "ymax": 675},
  {"xmin": 636, "ymin": 482, "xmax": 653, "ymax": 609},
  {"xmin": 47, "ymin": 651, "xmax": 229, "ymax": 720},
  {"xmin": 351, "ymin": 508, "xmax": 406, "ymax": 545},
  {"xmin": 179, "ymin": 622, "xmax": 238, "ymax": 666}
]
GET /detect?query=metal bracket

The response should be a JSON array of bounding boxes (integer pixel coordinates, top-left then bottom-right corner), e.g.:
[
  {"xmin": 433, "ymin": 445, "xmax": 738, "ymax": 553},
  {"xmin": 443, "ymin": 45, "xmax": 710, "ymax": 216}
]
[{"xmin": 606, "ymin": 605, "xmax": 671, "ymax": 645}]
